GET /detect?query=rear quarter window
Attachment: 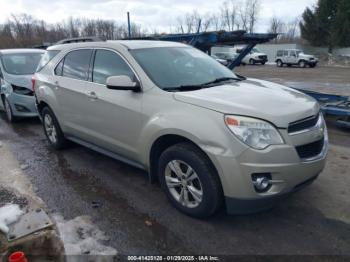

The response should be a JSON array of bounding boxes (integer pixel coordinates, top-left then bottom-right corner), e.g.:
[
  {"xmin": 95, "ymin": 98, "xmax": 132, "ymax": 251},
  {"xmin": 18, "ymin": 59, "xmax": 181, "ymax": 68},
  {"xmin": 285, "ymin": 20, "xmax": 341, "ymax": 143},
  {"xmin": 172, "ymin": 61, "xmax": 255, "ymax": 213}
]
[{"xmin": 37, "ymin": 50, "xmax": 60, "ymax": 72}]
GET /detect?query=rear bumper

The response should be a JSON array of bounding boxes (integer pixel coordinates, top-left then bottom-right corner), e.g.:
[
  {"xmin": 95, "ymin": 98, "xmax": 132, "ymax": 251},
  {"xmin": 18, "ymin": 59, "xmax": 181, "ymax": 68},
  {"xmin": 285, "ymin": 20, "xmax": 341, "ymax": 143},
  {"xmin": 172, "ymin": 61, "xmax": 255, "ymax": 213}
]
[{"xmin": 225, "ymin": 175, "xmax": 319, "ymax": 214}]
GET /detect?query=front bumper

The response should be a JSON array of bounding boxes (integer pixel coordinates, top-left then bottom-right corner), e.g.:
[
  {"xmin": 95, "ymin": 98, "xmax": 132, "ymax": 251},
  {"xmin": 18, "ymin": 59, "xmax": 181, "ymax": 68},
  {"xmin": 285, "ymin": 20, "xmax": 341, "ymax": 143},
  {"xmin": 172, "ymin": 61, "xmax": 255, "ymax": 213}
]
[
  {"xmin": 209, "ymin": 123, "xmax": 328, "ymax": 215},
  {"xmin": 7, "ymin": 93, "xmax": 38, "ymax": 117},
  {"xmin": 225, "ymin": 174, "xmax": 318, "ymax": 214}
]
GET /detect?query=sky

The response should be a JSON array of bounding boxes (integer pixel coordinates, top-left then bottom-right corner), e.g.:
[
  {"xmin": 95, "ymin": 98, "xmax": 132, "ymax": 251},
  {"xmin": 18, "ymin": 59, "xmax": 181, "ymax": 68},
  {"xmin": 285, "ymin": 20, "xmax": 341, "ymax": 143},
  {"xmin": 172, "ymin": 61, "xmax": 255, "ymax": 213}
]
[{"xmin": 0, "ymin": 0, "xmax": 317, "ymax": 33}]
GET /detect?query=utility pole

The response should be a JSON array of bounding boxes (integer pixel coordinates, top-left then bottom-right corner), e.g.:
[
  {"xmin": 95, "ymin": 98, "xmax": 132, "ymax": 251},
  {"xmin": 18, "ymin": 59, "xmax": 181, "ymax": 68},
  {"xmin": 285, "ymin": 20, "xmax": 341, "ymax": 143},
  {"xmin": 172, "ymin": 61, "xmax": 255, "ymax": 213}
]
[{"xmin": 127, "ymin": 12, "xmax": 131, "ymax": 39}]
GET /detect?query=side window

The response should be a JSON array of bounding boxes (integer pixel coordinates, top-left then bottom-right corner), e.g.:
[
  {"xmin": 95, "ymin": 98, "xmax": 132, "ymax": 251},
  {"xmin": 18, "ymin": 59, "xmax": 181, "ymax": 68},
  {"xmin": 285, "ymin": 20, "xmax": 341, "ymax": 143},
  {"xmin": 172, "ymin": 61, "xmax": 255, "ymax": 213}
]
[
  {"xmin": 276, "ymin": 50, "xmax": 283, "ymax": 57},
  {"xmin": 55, "ymin": 59, "xmax": 64, "ymax": 76},
  {"xmin": 283, "ymin": 50, "xmax": 288, "ymax": 56},
  {"xmin": 0, "ymin": 66, "xmax": 3, "ymax": 79},
  {"xmin": 62, "ymin": 49, "xmax": 93, "ymax": 81},
  {"xmin": 92, "ymin": 50, "xmax": 135, "ymax": 85}
]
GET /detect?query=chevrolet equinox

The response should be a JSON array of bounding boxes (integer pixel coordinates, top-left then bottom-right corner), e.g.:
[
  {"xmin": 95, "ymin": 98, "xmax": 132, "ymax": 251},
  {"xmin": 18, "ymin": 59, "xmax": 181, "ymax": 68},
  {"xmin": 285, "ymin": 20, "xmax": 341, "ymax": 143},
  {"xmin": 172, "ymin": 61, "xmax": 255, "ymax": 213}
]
[{"xmin": 34, "ymin": 41, "xmax": 328, "ymax": 218}]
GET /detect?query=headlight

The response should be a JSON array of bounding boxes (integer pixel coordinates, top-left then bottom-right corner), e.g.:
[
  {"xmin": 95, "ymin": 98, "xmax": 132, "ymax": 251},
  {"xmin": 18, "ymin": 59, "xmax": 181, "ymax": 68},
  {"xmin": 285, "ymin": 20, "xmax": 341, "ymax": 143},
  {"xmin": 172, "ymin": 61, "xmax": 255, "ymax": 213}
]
[{"xmin": 225, "ymin": 115, "xmax": 284, "ymax": 150}]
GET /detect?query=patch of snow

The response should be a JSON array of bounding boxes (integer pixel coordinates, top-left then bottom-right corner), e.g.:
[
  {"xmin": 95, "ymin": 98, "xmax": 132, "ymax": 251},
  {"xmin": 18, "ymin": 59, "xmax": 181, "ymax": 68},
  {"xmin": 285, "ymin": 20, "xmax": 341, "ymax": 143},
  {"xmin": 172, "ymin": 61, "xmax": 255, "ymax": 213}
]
[
  {"xmin": 54, "ymin": 215, "xmax": 117, "ymax": 262},
  {"xmin": 0, "ymin": 204, "xmax": 24, "ymax": 234}
]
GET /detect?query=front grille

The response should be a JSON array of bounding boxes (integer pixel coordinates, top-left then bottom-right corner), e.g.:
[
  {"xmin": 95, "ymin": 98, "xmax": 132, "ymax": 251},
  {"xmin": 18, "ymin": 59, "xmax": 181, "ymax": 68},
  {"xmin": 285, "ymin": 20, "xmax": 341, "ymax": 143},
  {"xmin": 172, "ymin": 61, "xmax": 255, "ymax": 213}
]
[
  {"xmin": 295, "ymin": 138, "xmax": 324, "ymax": 159},
  {"xmin": 288, "ymin": 114, "xmax": 319, "ymax": 134},
  {"xmin": 258, "ymin": 55, "xmax": 267, "ymax": 59}
]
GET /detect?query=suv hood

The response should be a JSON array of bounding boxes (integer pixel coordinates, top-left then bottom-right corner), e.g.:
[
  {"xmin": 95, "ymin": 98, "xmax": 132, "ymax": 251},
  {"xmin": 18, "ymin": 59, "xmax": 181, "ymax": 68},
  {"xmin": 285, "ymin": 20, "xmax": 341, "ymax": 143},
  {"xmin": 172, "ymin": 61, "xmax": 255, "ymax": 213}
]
[
  {"xmin": 299, "ymin": 53, "xmax": 316, "ymax": 60},
  {"xmin": 174, "ymin": 78, "xmax": 319, "ymax": 128},
  {"xmin": 4, "ymin": 73, "xmax": 33, "ymax": 89},
  {"xmin": 252, "ymin": 52, "xmax": 266, "ymax": 56}
]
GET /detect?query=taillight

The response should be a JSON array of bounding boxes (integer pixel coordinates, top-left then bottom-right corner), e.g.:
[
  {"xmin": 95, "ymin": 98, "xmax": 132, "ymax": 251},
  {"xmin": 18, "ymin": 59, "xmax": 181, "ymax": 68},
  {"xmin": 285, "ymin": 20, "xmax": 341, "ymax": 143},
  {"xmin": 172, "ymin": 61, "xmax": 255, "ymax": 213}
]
[{"xmin": 31, "ymin": 75, "xmax": 36, "ymax": 91}]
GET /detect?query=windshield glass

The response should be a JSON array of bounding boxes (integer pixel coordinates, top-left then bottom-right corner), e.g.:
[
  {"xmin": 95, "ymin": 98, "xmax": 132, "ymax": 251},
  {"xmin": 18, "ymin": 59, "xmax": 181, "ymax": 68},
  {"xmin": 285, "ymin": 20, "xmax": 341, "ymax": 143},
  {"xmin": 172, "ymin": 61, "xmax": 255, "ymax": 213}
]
[
  {"xmin": 296, "ymin": 50, "xmax": 303, "ymax": 55},
  {"xmin": 1, "ymin": 53, "xmax": 43, "ymax": 75},
  {"xmin": 252, "ymin": 48, "xmax": 260, "ymax": 53},
  {"xmin": 130, "ymin": 47, "xmax": 237, "ymax": 90}
]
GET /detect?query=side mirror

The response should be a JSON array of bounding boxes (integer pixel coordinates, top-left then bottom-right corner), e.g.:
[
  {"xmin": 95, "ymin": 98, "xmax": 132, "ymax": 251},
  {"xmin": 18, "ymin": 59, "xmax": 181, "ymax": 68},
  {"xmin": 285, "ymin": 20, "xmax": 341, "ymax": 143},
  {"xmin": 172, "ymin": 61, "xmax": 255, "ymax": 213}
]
[{"xmin": 106, "ymin": 75, "xmax": 141, "ymax": 92}]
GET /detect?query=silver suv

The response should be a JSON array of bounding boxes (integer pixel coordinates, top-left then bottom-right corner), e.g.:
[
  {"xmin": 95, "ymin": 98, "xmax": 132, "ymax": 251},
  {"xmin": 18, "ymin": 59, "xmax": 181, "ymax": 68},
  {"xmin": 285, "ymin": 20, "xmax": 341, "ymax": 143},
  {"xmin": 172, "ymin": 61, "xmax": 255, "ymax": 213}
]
[
  {"xmin": 276, "ymin": 49, "xmax": 318, "ymax": 68},
  {"xmin": 34, "ymin": 41, "xmax": 328, "ymax": 218}
]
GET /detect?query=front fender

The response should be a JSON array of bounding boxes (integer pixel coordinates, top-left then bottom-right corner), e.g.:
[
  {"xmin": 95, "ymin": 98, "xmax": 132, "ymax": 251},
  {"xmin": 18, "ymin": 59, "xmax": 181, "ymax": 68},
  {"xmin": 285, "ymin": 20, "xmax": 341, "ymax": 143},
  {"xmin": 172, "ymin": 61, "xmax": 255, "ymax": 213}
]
[{"xmin": 137, "ymin": 106, "xmax": 245, "ymax": 170}]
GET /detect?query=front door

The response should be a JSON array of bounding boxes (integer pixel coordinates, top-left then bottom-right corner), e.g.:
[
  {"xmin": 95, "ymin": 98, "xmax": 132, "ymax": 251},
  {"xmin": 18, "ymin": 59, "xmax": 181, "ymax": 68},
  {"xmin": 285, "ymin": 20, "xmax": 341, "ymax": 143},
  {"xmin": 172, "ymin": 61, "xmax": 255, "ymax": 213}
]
[{"xmin": 83, "ymin": 49, "xmax": 143, "ymax": 160}]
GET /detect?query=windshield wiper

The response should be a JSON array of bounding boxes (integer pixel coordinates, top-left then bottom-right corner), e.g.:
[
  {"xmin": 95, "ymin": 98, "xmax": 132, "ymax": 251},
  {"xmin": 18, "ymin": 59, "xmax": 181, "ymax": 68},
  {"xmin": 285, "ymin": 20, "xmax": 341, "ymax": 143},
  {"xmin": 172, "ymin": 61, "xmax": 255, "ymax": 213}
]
[
  {"xmin": 201, "ymin": 77, "xmax": 242, "ymax": 86},
  {"xmin": 163, "ymin": 85, "xmax": 206, "ymax": 92},
  {"xmin": 163, "ymin": 77, "xmax": 242, "ymax": 92}
]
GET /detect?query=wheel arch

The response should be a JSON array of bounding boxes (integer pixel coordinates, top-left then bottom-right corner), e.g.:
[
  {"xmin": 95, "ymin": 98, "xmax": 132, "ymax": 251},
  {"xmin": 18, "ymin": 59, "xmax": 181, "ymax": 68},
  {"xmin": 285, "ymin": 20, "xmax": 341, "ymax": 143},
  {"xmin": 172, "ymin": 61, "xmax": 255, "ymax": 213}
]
[{"xmin": 148, "ymin": 134, "xmax": 220, "ymax": 184}]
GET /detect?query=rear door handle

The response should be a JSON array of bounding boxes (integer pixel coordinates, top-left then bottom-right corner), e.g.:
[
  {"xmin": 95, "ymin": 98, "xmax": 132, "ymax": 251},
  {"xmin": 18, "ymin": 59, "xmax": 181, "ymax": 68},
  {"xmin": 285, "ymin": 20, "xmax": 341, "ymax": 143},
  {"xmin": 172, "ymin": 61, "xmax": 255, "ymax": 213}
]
[{"xmin": 86, "ymin": 91, "xmax": 98, "ymax": 100}]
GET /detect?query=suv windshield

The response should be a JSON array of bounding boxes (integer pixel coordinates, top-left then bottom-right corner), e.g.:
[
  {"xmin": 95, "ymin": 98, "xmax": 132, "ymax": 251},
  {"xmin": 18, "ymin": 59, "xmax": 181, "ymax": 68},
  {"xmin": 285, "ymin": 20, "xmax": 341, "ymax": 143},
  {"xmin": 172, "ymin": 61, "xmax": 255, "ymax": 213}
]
[
  {"xmin": 1, "ymin": 53, "xmax": 43, "ymax": 75},
  {"xmin": 131, "ymin": 47, "xmax": 238, "ymax": 90}
]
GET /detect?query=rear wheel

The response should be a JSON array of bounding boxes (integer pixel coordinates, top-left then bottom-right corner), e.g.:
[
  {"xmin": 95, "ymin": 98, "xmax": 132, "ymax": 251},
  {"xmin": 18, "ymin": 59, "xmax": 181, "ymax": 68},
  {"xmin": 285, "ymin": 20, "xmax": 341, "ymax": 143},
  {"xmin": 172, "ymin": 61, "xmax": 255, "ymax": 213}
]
[
  {"xmin": 42, "ymin": 107, "xmax": 67, "ymax": 149},
  {"xmin": 3, "ymin": 98, "xmax": 17, "ymax": 123},
  {"xmin": 158, "ymin": 143, "xmax": 223, "ymax": 218},
  {"xmin": 276, "ymin": 60, "xmax": 283, "ymax": 67}
]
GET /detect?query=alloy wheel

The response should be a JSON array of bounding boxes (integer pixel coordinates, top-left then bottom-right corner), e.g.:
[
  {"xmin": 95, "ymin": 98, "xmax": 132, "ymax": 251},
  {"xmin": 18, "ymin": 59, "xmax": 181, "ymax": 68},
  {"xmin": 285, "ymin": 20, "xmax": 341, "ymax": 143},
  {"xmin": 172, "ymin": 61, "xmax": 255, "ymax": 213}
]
[
  {"xmin": 165, "ymin": 160, "xmax": 203, "ymax": 208},
  {"xmin": 44, "ymin": 114, "xmax": 57, "ymax": 144}
]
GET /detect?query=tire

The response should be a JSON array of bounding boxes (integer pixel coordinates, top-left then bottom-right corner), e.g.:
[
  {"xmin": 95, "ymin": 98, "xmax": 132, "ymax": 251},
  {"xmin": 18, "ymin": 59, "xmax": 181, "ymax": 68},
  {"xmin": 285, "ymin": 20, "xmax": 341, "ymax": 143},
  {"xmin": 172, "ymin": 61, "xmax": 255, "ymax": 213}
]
[
  {"xmin": 41, "ymin": 107, "xmax": 67, "ymax": 150},
  {"xmin": 3, "ymin": 98, "xmax": 17, "ymax": 123},
  {"xmin": 261, "ymin": 61, "xmax": 266, "ymax": 65},
  {"xmin": 299, "ymin": 60, "xmax": 306, "ymax": 68},
  {"xmin": 249, "ymin": 59, "xmax": 255, "ymax": 65},
  {"xmin": 276, "ymin": 60, "xmax": 283, "ymax": 67},
  {"xmin": 310, "ymin": 64, "xmax": 316, "ymax": 68},
  {"xmin": 158, "ymin": 142, "xmax": 223, "ymax": 218}
]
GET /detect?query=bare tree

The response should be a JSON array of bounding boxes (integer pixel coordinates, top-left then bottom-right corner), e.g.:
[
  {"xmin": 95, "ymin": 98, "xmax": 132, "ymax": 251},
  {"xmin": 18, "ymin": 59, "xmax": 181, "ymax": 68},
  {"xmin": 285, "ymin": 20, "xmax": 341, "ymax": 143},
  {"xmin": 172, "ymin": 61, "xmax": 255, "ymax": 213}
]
[
  {"xmin": 269, "ymin": 16, "xmax": 284, "ymax": 42},
  {"xmin": 220, "ymin": 1, "xmax": 239, "ymax": 31},
  {"xmin": 247, "ymin": 0, "xmax": 260, "ymax": 33}
]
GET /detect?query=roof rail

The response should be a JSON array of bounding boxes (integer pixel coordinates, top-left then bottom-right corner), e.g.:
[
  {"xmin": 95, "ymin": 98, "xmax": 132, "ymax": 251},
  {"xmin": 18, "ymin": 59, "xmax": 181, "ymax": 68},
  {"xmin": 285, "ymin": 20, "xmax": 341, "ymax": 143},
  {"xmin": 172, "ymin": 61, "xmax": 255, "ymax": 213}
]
[{"xmin": 55, "ymin": 36, "xmax": 105, "ymax": 45}]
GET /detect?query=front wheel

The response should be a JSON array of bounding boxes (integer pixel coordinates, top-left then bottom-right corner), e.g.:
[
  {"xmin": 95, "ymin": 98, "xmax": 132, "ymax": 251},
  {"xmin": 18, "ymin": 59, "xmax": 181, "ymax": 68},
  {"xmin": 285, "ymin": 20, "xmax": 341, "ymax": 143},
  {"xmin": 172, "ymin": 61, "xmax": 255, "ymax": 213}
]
[
  {"xmin": 3, "ymin": 98, "xmax": 17, "ymax": 123},
  {"xmin": 276, "ymin": 60, "xmax": 283, "ymax": 67},
  {"xmin": 158, "ymin": 143, "xmax": 223, "ymax": 218},
  {"xmin": 42, "ymin": 107, "xmax": 67, "ymax": 150},
  {"xmin": 299, "ymin": 60, "xmax": 306, "ymax": 68}
]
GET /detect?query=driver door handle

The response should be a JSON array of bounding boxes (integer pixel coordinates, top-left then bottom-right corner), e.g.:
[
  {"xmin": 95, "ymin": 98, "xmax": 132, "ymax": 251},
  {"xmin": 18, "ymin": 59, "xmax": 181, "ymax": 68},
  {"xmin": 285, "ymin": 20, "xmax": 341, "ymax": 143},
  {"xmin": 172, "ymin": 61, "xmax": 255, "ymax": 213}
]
[{"xmin": 86, "ymin": 91, "xmax": 98, "ymax": 100}]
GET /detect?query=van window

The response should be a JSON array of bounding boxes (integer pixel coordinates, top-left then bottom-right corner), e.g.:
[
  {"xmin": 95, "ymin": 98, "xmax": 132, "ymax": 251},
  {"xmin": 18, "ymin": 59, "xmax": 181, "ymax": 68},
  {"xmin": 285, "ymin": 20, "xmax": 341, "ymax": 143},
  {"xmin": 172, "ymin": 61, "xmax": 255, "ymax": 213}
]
[
  {"xmin": 62, "ymin": 49, "xmax": 93, "ymax": 81},
  {"xmin": 92, "ymin": 50, "xmax": 134, "ymax": 85},
  {"xmin": 283, "ymin": 50, "xmax": 289, "ymax": 56}
]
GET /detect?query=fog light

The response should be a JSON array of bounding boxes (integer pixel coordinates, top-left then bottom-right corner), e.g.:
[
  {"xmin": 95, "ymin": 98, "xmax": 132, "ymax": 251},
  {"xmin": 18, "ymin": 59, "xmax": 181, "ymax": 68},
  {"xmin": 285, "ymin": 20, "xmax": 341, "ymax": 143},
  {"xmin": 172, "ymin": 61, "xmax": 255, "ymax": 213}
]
[
  {"xmin": 252, "ymin": 173, "xmax": 272, "ymax": 193},
  {"xmin": 15, "ymin": 104, "xmax": 30, "ymax": 112}
]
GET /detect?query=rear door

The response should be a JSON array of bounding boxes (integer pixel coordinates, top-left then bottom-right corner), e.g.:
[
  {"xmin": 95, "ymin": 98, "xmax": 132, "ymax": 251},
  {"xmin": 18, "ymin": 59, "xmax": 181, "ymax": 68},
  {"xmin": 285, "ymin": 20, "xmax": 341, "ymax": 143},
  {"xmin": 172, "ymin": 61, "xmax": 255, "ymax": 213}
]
[
  {"xmin": 53, "ymin": 49, "xmax": 94, "ymax": 140},
  {"xmin": 82, "ymin": 49, "xmax": 143, "ymax": 160}
]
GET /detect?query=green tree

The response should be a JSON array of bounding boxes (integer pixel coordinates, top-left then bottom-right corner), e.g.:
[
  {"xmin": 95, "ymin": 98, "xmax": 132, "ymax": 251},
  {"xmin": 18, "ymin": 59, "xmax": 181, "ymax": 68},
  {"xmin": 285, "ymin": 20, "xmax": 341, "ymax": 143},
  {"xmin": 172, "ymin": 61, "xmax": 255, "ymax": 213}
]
[
  {"xmin": 300, "ymin": 0, "xmax": 350, "ymax": 52},
  {"xmin": 333, "ymin": 0, "xmax": 350, "ymax": 47}
]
